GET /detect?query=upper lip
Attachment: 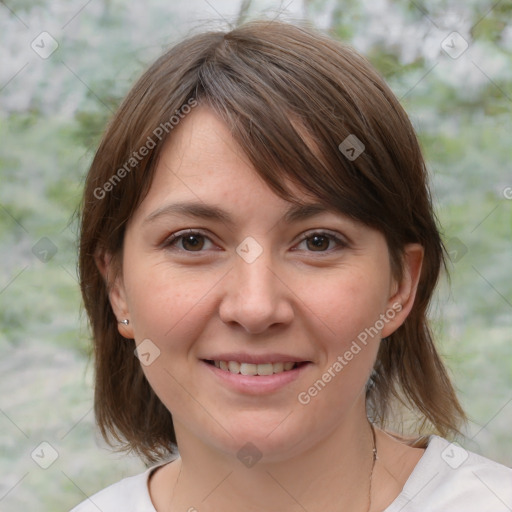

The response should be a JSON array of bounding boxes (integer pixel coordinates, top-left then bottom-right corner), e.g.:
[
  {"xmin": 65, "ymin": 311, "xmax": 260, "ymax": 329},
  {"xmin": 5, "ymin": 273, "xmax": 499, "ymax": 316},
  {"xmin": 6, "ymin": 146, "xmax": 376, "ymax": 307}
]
[{"xmin": 202, "ymin": 353, "xmax": 311, "ymax": 364}]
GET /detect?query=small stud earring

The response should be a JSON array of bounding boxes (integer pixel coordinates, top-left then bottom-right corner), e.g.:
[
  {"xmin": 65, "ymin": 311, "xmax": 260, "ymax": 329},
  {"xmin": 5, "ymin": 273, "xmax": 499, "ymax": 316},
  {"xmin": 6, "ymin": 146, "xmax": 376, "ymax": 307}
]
[{"xmin": 118, "ymin": 319, "xmax": 130, "ymax": 326}]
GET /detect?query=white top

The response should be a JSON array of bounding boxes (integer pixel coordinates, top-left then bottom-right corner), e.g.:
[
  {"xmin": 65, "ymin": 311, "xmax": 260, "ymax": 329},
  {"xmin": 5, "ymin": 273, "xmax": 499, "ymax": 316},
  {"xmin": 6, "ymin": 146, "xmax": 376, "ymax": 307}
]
[{"xmin": 70, "ymin": 436, "xmax": 512, "ymax": 512}]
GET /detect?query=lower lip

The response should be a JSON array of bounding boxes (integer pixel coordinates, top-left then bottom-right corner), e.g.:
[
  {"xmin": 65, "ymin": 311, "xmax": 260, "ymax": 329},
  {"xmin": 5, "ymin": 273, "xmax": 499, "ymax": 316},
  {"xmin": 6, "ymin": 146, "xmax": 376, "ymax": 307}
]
[{"xmin": 201, "ymin": 361, "xmax": 311, "ymax": 395}]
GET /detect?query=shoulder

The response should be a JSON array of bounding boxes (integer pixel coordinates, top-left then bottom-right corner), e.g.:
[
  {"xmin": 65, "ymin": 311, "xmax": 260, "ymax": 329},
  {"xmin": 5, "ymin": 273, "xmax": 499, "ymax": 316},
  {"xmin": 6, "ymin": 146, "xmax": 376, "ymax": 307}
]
[
  {"xmin": 69, "ymin": 466, "xmax": 157, "ymax": 512},
  {"xmin": 386, "ymin": 436, "xmax": 512, "ymax": 512}
]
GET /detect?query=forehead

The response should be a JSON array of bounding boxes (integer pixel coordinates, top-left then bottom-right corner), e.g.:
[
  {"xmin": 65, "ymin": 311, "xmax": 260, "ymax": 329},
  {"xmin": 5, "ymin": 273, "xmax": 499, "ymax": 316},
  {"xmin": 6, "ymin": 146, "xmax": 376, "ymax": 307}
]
[
  {"xmin": 135, "ymin": 107, "xmax": 318, "ymax": 217},
  {"xmin": 160, "ymin": 106, "xmax": 262, "ymax": 186}
]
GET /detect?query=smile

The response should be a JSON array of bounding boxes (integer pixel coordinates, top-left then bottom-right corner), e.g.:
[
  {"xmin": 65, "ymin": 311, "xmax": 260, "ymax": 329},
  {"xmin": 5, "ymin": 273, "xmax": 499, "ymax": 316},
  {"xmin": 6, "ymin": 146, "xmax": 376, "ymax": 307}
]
[
  {"xmin": 207, "ymin": 360, "xmax": 300, "ymax": 375},
  {"xmin": 202, "ymin": 357, "xmax": 311, "ymax": 394}
]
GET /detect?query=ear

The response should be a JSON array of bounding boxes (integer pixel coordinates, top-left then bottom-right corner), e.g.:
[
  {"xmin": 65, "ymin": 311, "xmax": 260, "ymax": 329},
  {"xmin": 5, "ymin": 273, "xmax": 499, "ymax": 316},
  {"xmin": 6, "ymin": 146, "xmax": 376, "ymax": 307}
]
[
  {"xmin": 95, "ymin": 250, "xmax": 134, "ymax": 339},
  {"xmin": 381, "ymin": 243, "xmax": 424, "ymax": 338}
]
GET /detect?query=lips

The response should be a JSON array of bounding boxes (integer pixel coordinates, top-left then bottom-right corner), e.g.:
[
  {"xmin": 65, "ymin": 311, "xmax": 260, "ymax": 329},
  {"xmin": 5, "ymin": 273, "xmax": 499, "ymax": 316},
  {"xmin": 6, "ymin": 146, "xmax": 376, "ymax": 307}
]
[{"xmin": 202, "ymin": 355, "xmax": 311, "ymax": 394}]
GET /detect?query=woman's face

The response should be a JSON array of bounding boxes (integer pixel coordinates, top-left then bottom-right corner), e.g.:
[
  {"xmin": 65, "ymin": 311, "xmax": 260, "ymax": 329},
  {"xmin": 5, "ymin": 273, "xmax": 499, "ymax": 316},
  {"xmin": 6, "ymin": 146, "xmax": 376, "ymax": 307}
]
[{"xmin": 108, "ymin": 106, "xmax": 421, "ymax": 461}]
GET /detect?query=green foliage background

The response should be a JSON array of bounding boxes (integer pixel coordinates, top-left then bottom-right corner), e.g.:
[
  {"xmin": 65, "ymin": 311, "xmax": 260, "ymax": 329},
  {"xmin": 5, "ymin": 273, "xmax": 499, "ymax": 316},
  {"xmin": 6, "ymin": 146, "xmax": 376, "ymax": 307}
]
[{"xmin": 0, "ymin": 0, "xmax": 511, "ymax": 510}]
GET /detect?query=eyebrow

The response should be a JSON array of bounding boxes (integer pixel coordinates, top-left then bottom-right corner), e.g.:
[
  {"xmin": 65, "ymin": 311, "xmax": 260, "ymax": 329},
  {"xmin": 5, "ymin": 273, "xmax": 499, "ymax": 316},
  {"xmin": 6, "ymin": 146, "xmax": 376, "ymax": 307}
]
[{"xmin": 143, "ymin": 201, "xmax": 331, "ymax": 226}]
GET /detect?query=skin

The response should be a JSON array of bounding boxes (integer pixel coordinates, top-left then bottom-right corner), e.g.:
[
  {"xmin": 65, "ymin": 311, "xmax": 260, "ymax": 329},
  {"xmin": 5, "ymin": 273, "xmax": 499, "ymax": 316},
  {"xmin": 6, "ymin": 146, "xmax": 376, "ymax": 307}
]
[{"xmin": 103, "ymin": 107, "xmax": 425, "ymax": 512}]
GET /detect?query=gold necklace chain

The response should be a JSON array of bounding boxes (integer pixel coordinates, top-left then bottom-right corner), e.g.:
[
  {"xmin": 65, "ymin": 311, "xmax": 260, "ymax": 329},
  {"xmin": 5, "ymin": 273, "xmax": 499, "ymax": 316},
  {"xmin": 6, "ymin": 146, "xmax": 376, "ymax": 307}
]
[
  {"xmin": 168, "ymin": 423, "xmax": 379, "ymax": 512},
  {"xmin": 367, "ymin": 421, "xmax": 378, "ymax": 512}
]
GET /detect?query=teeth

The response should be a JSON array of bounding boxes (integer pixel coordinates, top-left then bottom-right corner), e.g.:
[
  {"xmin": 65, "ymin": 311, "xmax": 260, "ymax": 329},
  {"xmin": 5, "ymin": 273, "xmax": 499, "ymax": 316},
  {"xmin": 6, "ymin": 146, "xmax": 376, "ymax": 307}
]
[
  {"xmin": 257, "ymin": 363, "xmax": 274, "ymax": 376},
  {"xmin": 213, "ymin": 360, "xmax": 298, "ymax": 375},
  {"xmin": 228, "ymin": 361, "xmax": 241, "ymax": 373},
  {"xmin": 240, "ymin": 363, "xmax": 257, "ymax": 375},
  {"xmin": 273, "ymin": 362, "xmax": 284, "ymax": 373}
]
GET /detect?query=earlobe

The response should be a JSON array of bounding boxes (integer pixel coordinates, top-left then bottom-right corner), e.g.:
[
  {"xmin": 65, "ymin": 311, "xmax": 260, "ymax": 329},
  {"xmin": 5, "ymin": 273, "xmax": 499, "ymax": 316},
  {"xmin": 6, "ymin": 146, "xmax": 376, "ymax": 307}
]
[
  {"xmin": 95, "ymin": 250, "xmax": 134, "ymax": 339},
  {"xmin": 381, "ymin": 244, "xmax": 424, "ymax": 338}
]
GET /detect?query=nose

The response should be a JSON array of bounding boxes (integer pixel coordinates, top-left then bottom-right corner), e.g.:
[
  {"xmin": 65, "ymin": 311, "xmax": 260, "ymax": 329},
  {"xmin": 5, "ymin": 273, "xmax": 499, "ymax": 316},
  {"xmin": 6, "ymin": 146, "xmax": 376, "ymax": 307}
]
[{"xmin": 218, "ymin": 248, "xmax": 294, "ymax": 335}]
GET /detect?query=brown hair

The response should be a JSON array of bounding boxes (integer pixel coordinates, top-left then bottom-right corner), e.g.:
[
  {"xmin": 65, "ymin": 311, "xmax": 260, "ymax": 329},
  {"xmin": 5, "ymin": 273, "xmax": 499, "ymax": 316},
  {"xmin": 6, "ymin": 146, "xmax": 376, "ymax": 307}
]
[{"xmin": 79, "ymin": 20, "xmax": 466, "ymax": 463}]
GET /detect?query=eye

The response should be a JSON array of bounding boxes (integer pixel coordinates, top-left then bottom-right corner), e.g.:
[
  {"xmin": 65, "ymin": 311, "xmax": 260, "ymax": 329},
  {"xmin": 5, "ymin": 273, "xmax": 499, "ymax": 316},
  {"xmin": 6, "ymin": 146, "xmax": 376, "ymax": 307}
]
[
  {"xmin": 164, "ymin": 230, "xmax": 215, "ymax": 252},
  {"xmin": 294, "ymin": 231, "xmax": 347, "ymax": 253}
]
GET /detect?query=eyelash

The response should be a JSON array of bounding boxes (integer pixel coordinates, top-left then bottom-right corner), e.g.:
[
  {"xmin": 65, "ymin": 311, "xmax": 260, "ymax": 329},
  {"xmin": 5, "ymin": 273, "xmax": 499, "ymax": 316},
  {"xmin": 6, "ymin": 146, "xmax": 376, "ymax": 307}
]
[
  {"xmin": 162, "ymin": 229, "xmax": 348, "ymax": 255},
  {"xmin": 294, "ymin": 230, "xmax": 348, "ymax": 253}
]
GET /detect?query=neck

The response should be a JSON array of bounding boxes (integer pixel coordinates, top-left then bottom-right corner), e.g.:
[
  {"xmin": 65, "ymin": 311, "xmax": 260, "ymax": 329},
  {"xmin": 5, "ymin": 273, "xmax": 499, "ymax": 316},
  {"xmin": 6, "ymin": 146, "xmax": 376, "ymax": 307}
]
[{"xmin": 167, "ymin": 409, "xmax": 377, "ymax": 512}]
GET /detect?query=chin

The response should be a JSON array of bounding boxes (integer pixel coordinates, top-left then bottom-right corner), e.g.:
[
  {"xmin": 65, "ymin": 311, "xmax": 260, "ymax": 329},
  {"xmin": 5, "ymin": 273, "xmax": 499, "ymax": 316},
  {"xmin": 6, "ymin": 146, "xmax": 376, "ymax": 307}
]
[{"xmin": 196, "ymin": 412, "xmax": 319, "ymax": 465}]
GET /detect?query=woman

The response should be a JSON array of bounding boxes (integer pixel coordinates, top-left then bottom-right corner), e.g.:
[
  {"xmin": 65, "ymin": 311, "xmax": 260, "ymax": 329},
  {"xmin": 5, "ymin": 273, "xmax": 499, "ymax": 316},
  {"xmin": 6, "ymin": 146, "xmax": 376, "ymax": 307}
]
[{"xmin": 72, "ymin": 20, "xmax": 511, "ymax": 512}]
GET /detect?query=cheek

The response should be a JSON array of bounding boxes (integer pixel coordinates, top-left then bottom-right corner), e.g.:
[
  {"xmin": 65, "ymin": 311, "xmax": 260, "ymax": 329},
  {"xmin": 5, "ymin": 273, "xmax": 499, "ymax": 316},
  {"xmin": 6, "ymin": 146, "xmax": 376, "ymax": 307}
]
[
  {"xmin": 123, "ymin": 258, "xmax": 222, "ymax": 343},
  {"xmin": 296, "ymin": 265, "xmax": 391, "ymax": 348},
  {"xmin": 292, "ymin": 270, "xmax": 389, "ymax": 421},
  {"xmin": 122, "ymin": 264, "xmax": 218, "ymax": 403}
]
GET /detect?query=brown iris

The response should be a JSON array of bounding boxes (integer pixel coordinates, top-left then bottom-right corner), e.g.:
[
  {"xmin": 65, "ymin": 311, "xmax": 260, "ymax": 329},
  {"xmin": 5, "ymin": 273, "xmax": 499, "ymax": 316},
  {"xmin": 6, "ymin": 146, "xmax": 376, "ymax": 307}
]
[
  {"xmin": 306, "ymin": 234, "xmax": 330, "ymax": 251},
  {"xmin": 182, "ymin": 234, "xmax": 205, "ymax": 251}
]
